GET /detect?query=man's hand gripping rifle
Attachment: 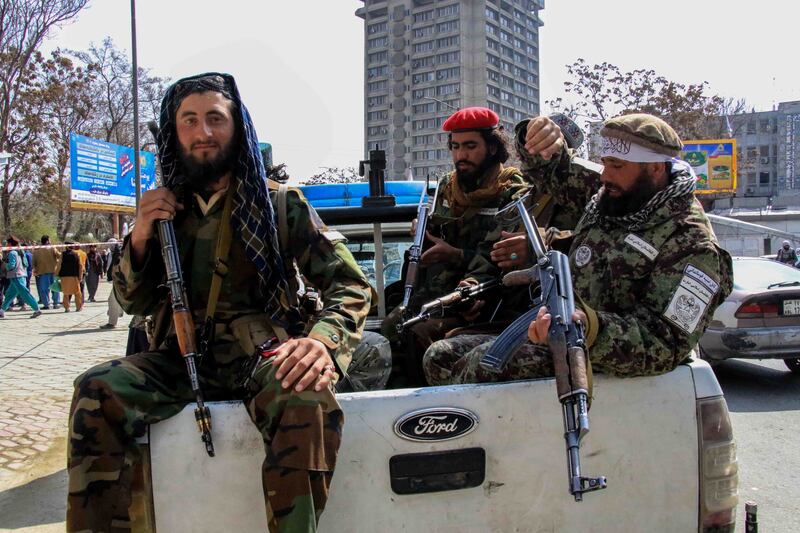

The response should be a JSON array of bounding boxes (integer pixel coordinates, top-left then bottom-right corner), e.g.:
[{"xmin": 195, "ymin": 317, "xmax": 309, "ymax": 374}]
[
  {"xmin": 479, "ymin": 194, "xmax": 606, "ymax": 501},
  {"xmin": 397, "ymin": 184, "xmax": 439, "ymax": 325},
  {"xmin": 398, "ymin": 278, "xmax": 500, "ymax": 332}
]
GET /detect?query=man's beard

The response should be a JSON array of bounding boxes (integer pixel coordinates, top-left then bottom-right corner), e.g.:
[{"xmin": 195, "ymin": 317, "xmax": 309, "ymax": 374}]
[
  {"xmin": 178, "ymin": 140, "xmax": 237, "ymax": 190},
  {"xmin": 455, "ymin": 155, "xmax": 496, "ymax": 190},
  {"xmin": 597, "ymin": 167, "xmax": 661, "ymax": 218}
]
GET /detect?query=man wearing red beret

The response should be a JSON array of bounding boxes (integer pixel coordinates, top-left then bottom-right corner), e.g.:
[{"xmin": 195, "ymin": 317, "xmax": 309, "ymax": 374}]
[{"xmin": 382, "ymin": 107, "xmax": 563, "ymax": 382}]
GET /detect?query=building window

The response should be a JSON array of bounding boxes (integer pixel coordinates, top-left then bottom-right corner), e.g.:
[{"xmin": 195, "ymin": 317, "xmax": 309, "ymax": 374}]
[
  {"xmin": 367, "ymin": 95, "xmax": 387, "ymax": 108},
  {"xmin": 413, "ymin": 40, "xmax": 435, "ymax": 53},
  {"xmin": 487, "ymin": 85, "xmax": 501, "ymax": 98},
  {"xmin": 437, "ymin": 83, "xmax": 460, "ymax": 96},
  {"xmin": 436, "ymin": 4, "xmax": 459, "ymax": 17},
  {"xmin": 486, "ymin": 22, "xmax": 498, "ymax": 36},
  {"xmin": 367, "ymin": 65, "xmax": 389, "ymax": 78},
  {"xmin": 367, "ymin": 80, "xmax": 388, "ymax": 92},
  {"xmin": 437, "ymin": 51, "xmax": 459, "ymax": 64},
  {"xmin": 367, "ymin": 36, "xmax": 388, "ymax": 49},
  {"xmin": 412, "ymin": 87, "xmax": 435, "ymax": 99},
  {"xmin": 367, "ymin": 21, "xmax": 387, "ymax": 34},
  {"xmin": 487, "ymin": 69, "xmax": 500, "ymax": 82},
  {"xmin": 413, "ymin": 134, "xmax": 436, "ymax": 146},
  {"xmin": 487, "ymin": 38, "xmax": 500, "ymax": 51},
  {"xmin": 412, "ymin": 71, "xmax": 435, "ymax": 85},
  {"xmin": 368, "ymin": 51, "xmax": 388, "ymax": 64},
  {"xmin": 485, "ymin": 7, "xmax": 499, "ymax": 21},
  {"xmin": 437, "ymin": 67, "xmax": 460, "ymax": 80},
  {"xmin": 413, "ymin": 25, "xmax": 434, "ymax": 38},
  {"xmin": 367, "ymin": 126, "xmax": 388, "ymax": 136},
  {"xmin": 487, "ymin": 53, "xmax": 501, "ymax": 67},
  {"xmin": 412, "ymin": 56, "xmax": 435, "ymax": 69},
  {"xmin": 413, "ymin": 10, "xmax": 433, "ymax": 23},
  {"xmin": 436, "ymin": 36, "xmax": 459, "ymax": 49},
  {"xmin": 759, "ymin": 171, "xmax": 771, "ymax": 185},
  {"xmin": 367, "ymin": 110, "xmax": 388, "ymax": 121},
  {"xmin": 437, "ymin": 20, "xmax": 459, "ymax": 33}
]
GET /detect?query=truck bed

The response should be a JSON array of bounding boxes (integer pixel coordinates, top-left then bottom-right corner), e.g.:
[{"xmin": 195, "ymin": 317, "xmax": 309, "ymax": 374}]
[{"xmin": 146, "ymin": 361, "xmax": 719, "ymax": 532}]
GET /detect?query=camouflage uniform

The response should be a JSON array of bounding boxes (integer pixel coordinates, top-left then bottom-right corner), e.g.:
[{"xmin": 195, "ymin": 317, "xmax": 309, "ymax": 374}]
[
  {"xmin": 380, "ymin": 165, "xmax": 531, "ymax": 367},
  {"xmin": 425, "ymin": 115, "xmax": 733, "ymax": 384},
  {"xmin": 67, "ymin": 74, "xmax": 372, "ymax": 533}
]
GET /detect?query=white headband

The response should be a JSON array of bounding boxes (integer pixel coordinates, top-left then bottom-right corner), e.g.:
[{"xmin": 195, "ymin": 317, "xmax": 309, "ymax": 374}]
[{"xmin": 601, "ymin": 136, "xmax": 675, "ymax": 163}]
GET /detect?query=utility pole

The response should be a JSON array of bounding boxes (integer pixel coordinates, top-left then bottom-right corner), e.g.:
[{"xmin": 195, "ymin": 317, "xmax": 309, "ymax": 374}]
[{"xmin": 131, "ymin": 0, "xmax": 142, "ymax": 213}]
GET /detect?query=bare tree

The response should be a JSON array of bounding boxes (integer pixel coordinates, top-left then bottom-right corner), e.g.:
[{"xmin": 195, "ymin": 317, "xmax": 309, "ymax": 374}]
[
  {"xmin": 301, "ymin": 166, "xmax": 364, "ymax": 186},
  {"xmin": 0, "ymin": 0, "xmax": 89, "ymax": 232}
]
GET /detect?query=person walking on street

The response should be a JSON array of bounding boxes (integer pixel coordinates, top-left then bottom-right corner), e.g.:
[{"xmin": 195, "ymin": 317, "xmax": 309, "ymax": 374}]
[
  {"xmin": 85, "ymin": 244, "xmax": 103, "ymax": 302},
  {"xmin": 99, "ymin": 239, "xmax": 123, "ymax": 329},
  {"xmin": 57, "ymin": 243, "xmax": 84, "ymax": 312},
  {"xmin": 0, "ymin": 236, "xmax": 42, "ymax": 319},
  {"xmin": 33, "ymin": 235, "xmax": 61, "ymax": 309}
]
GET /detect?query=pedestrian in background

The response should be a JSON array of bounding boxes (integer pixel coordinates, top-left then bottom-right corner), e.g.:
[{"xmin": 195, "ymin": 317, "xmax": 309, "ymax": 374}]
[
  {"xmin": 33, "ymin": 235, "xmax": 61, "ymax": 310},
  {"xmin": 776, "ymin": 240, "xmax": 798, "ymax": 266},
  {"xmin": 56, "ymin": 242, "xmax": 84, "ymax": 312},
  {"xmin": 85, "ymin": 244, "xmax": 103, "ymax": 302},
  {"xmin": 74, "ymin": 244, "xmax": 87, "ymax": 297},
  {"xmin": 0, "ymin": 236, "xmax": 42, "ymax": 319},
  {"xmin": 99, "ymin": 238, "xmax": 123, "ymax": 329}
]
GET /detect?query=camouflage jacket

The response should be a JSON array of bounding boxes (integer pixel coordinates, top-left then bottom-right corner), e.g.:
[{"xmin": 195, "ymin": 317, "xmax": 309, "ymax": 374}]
[
  {"xmin": 113, "ymin": 184, "xmax": 372, "ymax": 374},
  {"xmin": 412, "ymin": 166, "xmax": 531, "ymax": 308},
  {"xmin": 515, "ymin": 120, "xmax": 733, "ymax": 377}
]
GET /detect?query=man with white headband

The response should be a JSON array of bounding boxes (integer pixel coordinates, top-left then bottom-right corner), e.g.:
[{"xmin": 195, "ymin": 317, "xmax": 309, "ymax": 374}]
[{"xmin": 429, "ymin": 112, "xmax": 733, "ymax": 383}]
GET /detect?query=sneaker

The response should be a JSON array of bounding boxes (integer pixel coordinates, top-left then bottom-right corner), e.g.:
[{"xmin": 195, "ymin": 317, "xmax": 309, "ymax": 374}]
[
  {"xmin": 30, "ymin": 310, "xmax": 42, "ymax": 319},
  {"xmin": 99, "ymin": 323, "xmax": 115, "ymax": 330},
  {"xmin": 64, "ymin": 308, "xmax": 70, "ymax": 313}
]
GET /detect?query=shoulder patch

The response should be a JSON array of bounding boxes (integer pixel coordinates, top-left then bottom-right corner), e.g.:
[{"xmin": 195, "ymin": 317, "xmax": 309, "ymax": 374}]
[
  {"xmin": 321, "ymin": 229, "xmax": 347, "ymax": 244},
  {"xmin": 663, "ymin": 264, "xmax": 718, "ymax": 334},
  {"xmin": 624, "ymin": 234, "xmax": 658, "ymax": 261},
  {"xmin": 442, "ymin": 199, "xmax": 450, "ymax": 208}
]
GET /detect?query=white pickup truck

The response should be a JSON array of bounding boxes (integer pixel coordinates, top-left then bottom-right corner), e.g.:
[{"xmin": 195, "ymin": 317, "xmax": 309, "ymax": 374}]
[{"xmin": 130, "ymin": 185, "xmax": 739, "ymax": 532}]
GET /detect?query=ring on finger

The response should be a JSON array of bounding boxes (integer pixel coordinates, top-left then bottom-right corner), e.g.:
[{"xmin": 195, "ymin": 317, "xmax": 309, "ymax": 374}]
[{"xmin": 510, "ymin": 252, "xmax": 518, "ymax": 261}]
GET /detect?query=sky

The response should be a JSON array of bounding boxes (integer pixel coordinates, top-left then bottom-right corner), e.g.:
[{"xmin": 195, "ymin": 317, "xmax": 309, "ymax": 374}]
[{"xmin": 43, "ymin": 0, "xmax": 799, "ymax": 182}]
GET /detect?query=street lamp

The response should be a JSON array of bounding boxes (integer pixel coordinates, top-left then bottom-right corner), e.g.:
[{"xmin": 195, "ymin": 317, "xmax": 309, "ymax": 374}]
[{"xmin": 421, "ymin": 96, "xmax": 459, "ymax": 112}]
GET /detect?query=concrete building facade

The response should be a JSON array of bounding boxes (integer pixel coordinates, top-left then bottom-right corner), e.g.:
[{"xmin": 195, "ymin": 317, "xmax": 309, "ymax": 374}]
[{"xmin": 356, "ymin": 0, "xmax": 544, "ymax": 180}]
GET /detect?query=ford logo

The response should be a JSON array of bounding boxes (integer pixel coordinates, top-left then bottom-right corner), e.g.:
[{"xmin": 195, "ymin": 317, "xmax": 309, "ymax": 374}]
[{"xmin": 394, "ymin": 408, "xmax": 479, "ymax": 442}]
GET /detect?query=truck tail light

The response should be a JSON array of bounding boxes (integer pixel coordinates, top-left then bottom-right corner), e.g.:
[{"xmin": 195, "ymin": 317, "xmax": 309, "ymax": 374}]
[{"xmin": 697, "ymin": 396, "xmax": 738, "ymax": 533}]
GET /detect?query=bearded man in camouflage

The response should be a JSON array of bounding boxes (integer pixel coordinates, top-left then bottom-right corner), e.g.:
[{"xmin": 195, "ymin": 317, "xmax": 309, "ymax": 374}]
[
  {"xmin": 381, "ymin": 107, "xmax": 561, "ymax": 381},
  {"xmin": 424, "ymin": 113, "xmax": 732, "ymax": 384},
  {"xmin": 66, "ymin": 73, "xmax": 372, "ymax": 532}
]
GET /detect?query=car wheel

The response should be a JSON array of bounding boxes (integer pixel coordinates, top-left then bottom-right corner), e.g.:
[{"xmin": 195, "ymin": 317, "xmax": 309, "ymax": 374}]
[{"xmin": 783, "ymin": 358, "xmax": 800, "ymax": 374}]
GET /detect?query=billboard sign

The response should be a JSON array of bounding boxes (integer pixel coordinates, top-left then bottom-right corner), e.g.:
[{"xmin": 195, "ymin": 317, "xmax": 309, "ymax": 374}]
[
  {"xmin": 681, "ymin": 139, "xmax": 737, "ymax": 195},
  {"xmin": 69, "ymin": 133, "xmax": 157, "ymax": 213}
]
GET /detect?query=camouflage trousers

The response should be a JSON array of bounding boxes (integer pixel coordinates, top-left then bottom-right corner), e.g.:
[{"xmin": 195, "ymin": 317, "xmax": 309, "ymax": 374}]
[
  {"xmin": 423, "ymin": 334, "xmax": 554, "ymax": 385},
  {"xmin": 67, "ymin": 346, "xmax": 343, "ymax": 532}
]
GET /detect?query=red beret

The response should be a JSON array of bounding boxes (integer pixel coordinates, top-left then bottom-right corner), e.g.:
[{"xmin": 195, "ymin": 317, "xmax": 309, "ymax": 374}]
[{"xmin": 442, "ymin": 107, "xmax": 499, "ymax": 133}]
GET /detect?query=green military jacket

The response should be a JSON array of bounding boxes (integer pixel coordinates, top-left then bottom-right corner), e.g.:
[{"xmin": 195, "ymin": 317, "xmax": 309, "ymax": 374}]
[
  {"xmin": 515, "ymin": 120, "xmax": 733, "ymax": 377},
  {"xmin": 113, "ymin": 183, "xmax": 372, "ymax": 375},
  {"xmin": 412, "ymin": 166, "xmax": 531, "ymax": 308}
]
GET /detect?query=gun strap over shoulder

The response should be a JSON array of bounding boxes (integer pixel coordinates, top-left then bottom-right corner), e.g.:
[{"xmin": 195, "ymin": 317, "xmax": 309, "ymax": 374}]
[
  {"xmin": 205, "ymin": 184, "xmax": 236, "ymax": 322},
  {"xmin": 277, "ymin": 184, "xmax": 300, "ymax": 309}
]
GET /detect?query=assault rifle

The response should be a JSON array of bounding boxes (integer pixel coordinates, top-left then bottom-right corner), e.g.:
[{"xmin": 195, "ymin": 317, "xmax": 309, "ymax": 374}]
[
  {"xmin": 480, "ymin": 194, "xmax": 606, "ymax": 501},
  {"xmin": 397, "ymin": 183, "xmax": 439, "ymax": 320},
  {"xmin": 148, "ymin": 121, "xmax": 214, "ymax": 457},
  {"xmin": 398, "ymin": 278, "xmax": 501, "ymax": 332}
]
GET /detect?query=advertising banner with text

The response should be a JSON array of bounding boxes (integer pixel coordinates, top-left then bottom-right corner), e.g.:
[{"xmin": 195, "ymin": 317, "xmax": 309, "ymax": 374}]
[
  {"xmin": 681, "ymin": 139, "xmax": 737, "ymax": 195},
  {"xmin": 69, "ymin": 132, "xmax": 157, "ymax": 213}
]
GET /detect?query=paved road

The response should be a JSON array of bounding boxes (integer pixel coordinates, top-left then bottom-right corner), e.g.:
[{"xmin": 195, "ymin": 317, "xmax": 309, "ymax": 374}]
[
  {"xmin": 0, "ymin": 282, "xmax": 128, "ymax": 532},
  {"xmin": 0, "ymin": 283, "xmax": 797, "ymax": 532}
]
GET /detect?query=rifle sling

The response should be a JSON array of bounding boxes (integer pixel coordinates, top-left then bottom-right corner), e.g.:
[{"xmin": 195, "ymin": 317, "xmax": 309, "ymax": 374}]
[{"xmin": 204, "ymin": 184, "xmax": 236, "ymax": 339}]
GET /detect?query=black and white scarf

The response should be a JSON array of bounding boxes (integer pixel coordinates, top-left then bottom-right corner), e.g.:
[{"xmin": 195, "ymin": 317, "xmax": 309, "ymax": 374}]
[{"xmin": 581, "ymin": 159, "xmax": 697, "ymax": 231}]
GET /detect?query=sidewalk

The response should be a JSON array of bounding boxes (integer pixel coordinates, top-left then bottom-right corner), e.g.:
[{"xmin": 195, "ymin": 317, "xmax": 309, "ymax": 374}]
[{"xmin": 0, "ymin": 281, "xmax": 128, "ymax": 532}]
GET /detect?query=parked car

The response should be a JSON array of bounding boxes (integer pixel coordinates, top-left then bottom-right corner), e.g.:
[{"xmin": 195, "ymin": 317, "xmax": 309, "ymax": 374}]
[{"xmin": 699, "ymin": 257, "xmax": 800, "ymax": 373}]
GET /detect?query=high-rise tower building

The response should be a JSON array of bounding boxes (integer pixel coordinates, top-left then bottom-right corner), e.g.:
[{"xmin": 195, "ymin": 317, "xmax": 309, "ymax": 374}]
[{"xmin": 356, "ymin": 0, "xmax": 545, "ymax": 180}]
